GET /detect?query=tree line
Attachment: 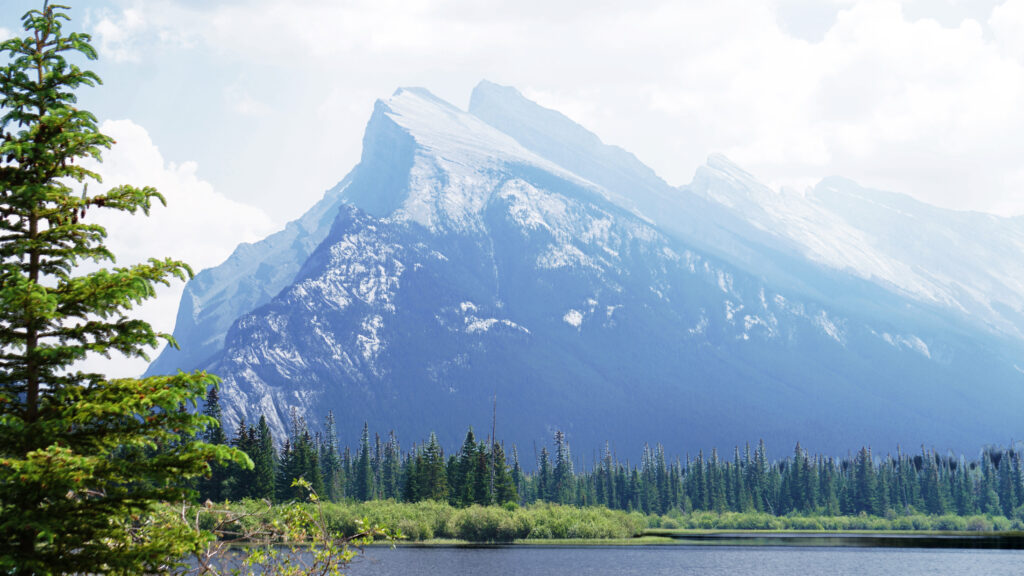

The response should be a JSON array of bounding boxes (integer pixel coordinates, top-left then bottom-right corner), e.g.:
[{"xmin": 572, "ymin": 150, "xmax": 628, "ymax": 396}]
[{"xmin": 199, "ymin": 389, "xmax": 1024, "ymax": 521}]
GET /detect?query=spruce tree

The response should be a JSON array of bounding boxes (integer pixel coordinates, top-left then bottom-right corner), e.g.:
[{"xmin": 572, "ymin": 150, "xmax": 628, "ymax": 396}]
[
  {"xmin": 492, "ymin": 442, "xmax": 518, "ymax": 505},
  {"xmin": 0, "ymin": 4, "xmax": 246, "ymax": 573},
  {"xmin": 252, "ymin": 414, "xmax": 276, "ymax": 500},
  {"xmin": 276, "ymin": 439, "xmax": 295, "ymax": 501},
  {"xmin": 537, "ymin": 447, "xmax": 553, "ymax": 502},
  {"xmin": 453, "ymin": 428, "xmax": 478, "ymax": 506},
  {"xmin": 421, "ymin": 432, "xmax": 448, "ymax": 501},
  {"xmin": 472, "ymin": 445, "xmax": 492, "ymax": 506},
  {"xmin": 198, "ymin": 386, "xmax": 230, "ymax": 502},
  {"xmin": 320, "ymin": 411, "xmax": 343, "ymax": 501},
  {"xmin": 354, "ymin": 422, "xmax": 374, "ymax": 501},
  {"xmin": 228, "ymin": 420, "xmax": 257, "ymax": 501},
  {"xmin": 553, "ymin": 430, "xmax": 574, "ymax": 505},
  {"xmin": 511, "ymin": 445, "xmax": 525, "ymax": 502},
  {"xmin": 381, "ymin": 430, "xmax": 401, "ymax": 500}
]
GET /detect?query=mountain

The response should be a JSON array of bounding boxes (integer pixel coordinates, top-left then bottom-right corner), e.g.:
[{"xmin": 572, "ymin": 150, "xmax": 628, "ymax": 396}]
[
  {"xmin": 154, "ymin": 81, "xmax": 1024, "ymax": 456},
  {"xmin": 689, "ymin": 160, "xmax": 1024, "ymax": 340},
  {"xmin": 145, "ymin": 178, "xmax": 349, "ymax": 376}
]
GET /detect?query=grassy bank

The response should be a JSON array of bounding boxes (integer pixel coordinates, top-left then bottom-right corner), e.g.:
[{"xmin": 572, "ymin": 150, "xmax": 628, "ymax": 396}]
[
  {"xmin": 195, "ymin": 500, "xmax": 1023, "ymax": 544},
  {"xmin": 646, "ymin": 510, "xmax": 1020, "ymax": 532}
]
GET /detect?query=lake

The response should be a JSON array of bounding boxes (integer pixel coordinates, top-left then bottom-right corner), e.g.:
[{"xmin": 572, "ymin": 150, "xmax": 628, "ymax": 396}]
[{"xmin": 349, "ymin": 545, "xmax": 1024, "ymax": 575}]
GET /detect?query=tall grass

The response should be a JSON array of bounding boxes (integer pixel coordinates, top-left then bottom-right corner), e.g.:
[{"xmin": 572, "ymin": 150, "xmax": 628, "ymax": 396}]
[{"xmin": 199, "ymin": 500, "xmax": 1021, "ymax": 544}]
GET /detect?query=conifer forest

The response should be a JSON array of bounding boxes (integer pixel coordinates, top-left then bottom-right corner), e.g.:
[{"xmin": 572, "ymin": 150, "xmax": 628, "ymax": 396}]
[{"xmin": 201, "ymin": 389, "xmax": 1024, "ymax": 525}]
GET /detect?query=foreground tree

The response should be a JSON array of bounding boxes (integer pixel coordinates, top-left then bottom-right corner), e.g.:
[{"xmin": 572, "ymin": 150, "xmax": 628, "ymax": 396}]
[{"xmin": 0, "ymin": 3, "xmax": 244, "ymax": 574}]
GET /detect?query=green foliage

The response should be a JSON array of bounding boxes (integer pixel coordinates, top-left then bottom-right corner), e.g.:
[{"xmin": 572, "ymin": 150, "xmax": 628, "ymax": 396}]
[
  {"xmin": 646, "ymin": 510, "xmax": 1023, "ymax": 532},
  {"xmin": 209, "ymin": 499, "xmax": 647, "ymax": 543},
  {"xmin": 187, "ymin": 478, "xmax": 397, "ymax": 576},
  {"xmin": 0, "ymin": 3, "xmax": 248, "ymax": 573}
]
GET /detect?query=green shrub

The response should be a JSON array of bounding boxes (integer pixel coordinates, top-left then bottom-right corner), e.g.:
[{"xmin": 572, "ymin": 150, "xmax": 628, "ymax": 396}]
[
  {"xmin": 965, "ymin": 516, "xmax": 993, "ymax": 531},
  {"xmin": 934, "ymin": 515, "xmax": 967, "ymax": 531}
]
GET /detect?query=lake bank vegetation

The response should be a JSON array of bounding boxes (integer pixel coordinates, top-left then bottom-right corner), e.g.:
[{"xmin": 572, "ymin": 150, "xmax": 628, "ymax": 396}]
[
  {"xmin": 199, "ymin": 393, "xmax": 1024, "ymax": 541},
  {"xmin": 190, "ymin": 499, "xmax": 1021, "ymax": 545}
]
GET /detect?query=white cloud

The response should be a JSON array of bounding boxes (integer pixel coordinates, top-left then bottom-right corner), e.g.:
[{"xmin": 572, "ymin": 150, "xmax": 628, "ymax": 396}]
[
  {"xmin": 990, "ymin": 0, "xmax": 1024, "ymax": 62},
  {"xmin": 85, "ymin": 0, "xmax": 1024, "ymax": 221},
  {"xmin": 0, "ymin": 27, "xmax": 12, "ymax": 42},
  {"xmin": 75, "ymin": 119, "xmax": 275, "ymax": 378},
  {"xmin": 224, "ymin": 84, "xmax": 272, "ymax": 117},
  {"xmin": 91, "ymin": 6, "xmax": 148, "ymax": 63}
]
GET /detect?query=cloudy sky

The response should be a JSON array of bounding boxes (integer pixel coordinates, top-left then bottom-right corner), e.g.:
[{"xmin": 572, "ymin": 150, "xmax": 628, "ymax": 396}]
[{"xmin": 3, "ymin": 0, "xmax": 1023, "ymax": 375}]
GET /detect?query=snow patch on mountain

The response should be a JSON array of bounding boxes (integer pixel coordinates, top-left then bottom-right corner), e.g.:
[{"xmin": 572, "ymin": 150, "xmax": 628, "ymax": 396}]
[
  {"xmin": 814, "ymin": 310, "xmax": 844, "ymax": 344},
  {"xmin": 879, "ymin": 332, "xmax": 931, "ymax": 359},
  {"xmin": 377, "ymin": 88, "xmax": 599, "ymax": 234},
  {"xmin": 563, "ymin": 309, "xmax": 583, "ymax": 328},
  {"xmin": 693, "ymin": 156, "xmax": 1024, "ymax": 339}
]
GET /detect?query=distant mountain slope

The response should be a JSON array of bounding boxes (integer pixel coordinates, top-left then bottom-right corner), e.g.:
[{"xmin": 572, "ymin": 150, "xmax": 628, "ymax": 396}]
[
  {"xmin": 145, "ymin": 178, "xmax": 350, "ymax": 376},
  {"xmin": 176, "ymin": 85, "xmax": 1024, "ymax": 455},
  {"xmin": 688, "ymin": 157, "xmax": 1024, "ymax": 340}
]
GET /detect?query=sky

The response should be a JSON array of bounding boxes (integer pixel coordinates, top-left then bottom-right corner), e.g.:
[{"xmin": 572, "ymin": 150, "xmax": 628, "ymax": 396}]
[{"xmin": 2, "ymin": 0, "xmax": 1023, "ymax": 376}]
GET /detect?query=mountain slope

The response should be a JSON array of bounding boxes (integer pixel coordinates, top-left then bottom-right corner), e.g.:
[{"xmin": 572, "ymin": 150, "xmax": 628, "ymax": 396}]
[
  {"xmin": 187, "ymin": 85, "xmax": 1024, "ymax": 455},
  {"xmin": 690, "ymin": 157, "xmax": 1024, "ymax": 340},
  {"xmin": 146, "ymin": 178, "xmax": 350, "ymax": 376}
]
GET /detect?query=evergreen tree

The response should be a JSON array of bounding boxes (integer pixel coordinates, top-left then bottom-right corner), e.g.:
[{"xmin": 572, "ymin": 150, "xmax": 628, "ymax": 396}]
[
  {"xmin": 472, "ymin": 443, "xmax": 492, "ymax": 506},
  {"xmin": 295, "ymin": 430, "xmax": 325, "ymax": 497},
  {"xmin": 276, "ymin": 439, "xmax": 296, "ymax": 501},
  {"xmin": 553, "ymin": 430, "xmax": 574, "ymax": 505},
  {"xmin": 228, "ymin": 419, "xmax": 257, "ymax": 501},
  {"xmin": 320, "ymin": 411, "xmax": 343, "ymax": 501},
  {"xmin": 420, "ymin": 432, "xmax": 448, "ymax": 501},
  {"xmin": 511, "ymin": 445, "xmax": 525, "ymax": 503},
  {"xmin": 997, "ymin": 449, "xmax": 1018, "ymax": 517},
  {"xmin": 381, "ymin": 430, "xmax": 401, "ymax": 500},
  {"xmin": 402, "ymin": 450, "xmax": 420, "ymax": 502},
  {"xmin": 492, "ymin": 442, "xmax": 518, "ymax": 505},
  {"xmin": 853, "ymin": 447, "xmax": 877, "ymax": 514},
  {"xmin": 537, "ymin": 447, "xmax": 553, "ymax": 502},
  {"xmin": 0, "ymin": 5, "xmax": 247, "ymax": 573},
  {"xmin": 600, "ymin": 443, "xmax": 616, "ymax": 508},
  {"xmin": 373, "ymin": 432, "xmax": 384, "ymax": 499},
  {"xmin": 198, "ymin": 386, "xmax": 230, "ymax": 502},
  {"xmin": 981, "ymin": 452, "xmax": 1001, "ymax": 515},
  {"xmin": 252, "ymin": 414, "xmax": 277, "ymax": 500},
  {"xmin": 354, "ymin": 422, "xmax": 374, "ymax": 501},
  {"xmin": 921, "ymin": 449, "xmax": 945, "ymax": 515}
]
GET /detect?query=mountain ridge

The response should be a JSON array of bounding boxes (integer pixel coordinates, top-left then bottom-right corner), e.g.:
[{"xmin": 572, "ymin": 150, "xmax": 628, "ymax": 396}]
[{"xmin": 150, "ymin": 81, "xmax": 1024, "ymax": 456}]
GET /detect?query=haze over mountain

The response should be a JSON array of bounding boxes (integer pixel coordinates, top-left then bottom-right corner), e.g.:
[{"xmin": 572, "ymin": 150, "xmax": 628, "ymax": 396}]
[{"xmin": 149, "ymin": 81, "xmax": 1024, "ymax": 457}]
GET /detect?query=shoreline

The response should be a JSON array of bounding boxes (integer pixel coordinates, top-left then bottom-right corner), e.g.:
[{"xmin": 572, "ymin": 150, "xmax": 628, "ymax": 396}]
[{"xmin": 375, "ymin": 530, "xmax": 1024, "ymax": 550}]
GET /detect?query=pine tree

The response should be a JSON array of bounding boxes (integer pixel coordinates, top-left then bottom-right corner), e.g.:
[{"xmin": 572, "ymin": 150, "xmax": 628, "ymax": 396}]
[
  {"xmin": 510, "ymin": 445, "xmax": 525, "ymax": 503},
  {"xmin": 381, "ymin": 430, "xmax": 401, "ymax": 500},
  {"xmin": 997, "ymin": 449, "xmax": 1017, "ymax": 517},
  {"xmin": 421, "ymin": 432, "xmax": 448, "ymax": 501},
  {"xmin": 472, "ymin": 444, "xmax": 492, "ymax": 506},
  {"xmin": 198, "ymin": 386, "xmax": 230, "ymax": 502},
  {"xmin": 453, "ymin": 428, "xmax": 478, "ymax": 506},
  {"xmin": 402, "ymin": 450, "xmax": 420, "ymax": 502},
  {"xmin": 252, "ymin": 414, "xmax": 277, "ymax": 500},
  {"xmin": 228, "ymin": 419, "xmax": 257, "ymax": 501},
  {"xmin": 853, "ymin": 447, "xmax": 877, "ymax": 514},
  {"xmin": 320, "ymin": 411, "xmax": 343, "ymax": 501},
  {"xmin": 537, "ymin": 447, "xmax": 553, "ymax": 502},
  {"xmin": 600, "ymin": 443, "xmax": 616, "ymax": 508},
  {"xmin": 276, "ymin": 439, "xmax": 296, "ymax": 501},
  {"xmin": 354, "ymin": 422, "xmax": 374, "ymax": 501},
  {"xmin": 553, "ymin": 430, "xmax": 574, "ymax": 505},
  {"xmin": 492, "ymin": 442, "xmax": 518, "ymax": 505},
  {"xmin": 294, "ymin": 430, "xmax": 325, "ymax": 497},
  {"xmin": 0, "ymin": 5, "xmax": 247, "ymax": 573}
]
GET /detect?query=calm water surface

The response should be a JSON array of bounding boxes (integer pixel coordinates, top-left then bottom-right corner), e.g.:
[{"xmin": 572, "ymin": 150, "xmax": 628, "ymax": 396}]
[{"xmin": 350, "ymin": 545, "xmax": 1024, "ymax": 575}]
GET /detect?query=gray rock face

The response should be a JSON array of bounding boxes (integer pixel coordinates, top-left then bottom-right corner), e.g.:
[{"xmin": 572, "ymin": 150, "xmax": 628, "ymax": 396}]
[
  {"xmin": 154, "ymin": 82, "xmax": 1024, "ymax": 456},
  {"xmin": 145, "ymin": 177, "xmax": 350, "ymax": 376}
]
